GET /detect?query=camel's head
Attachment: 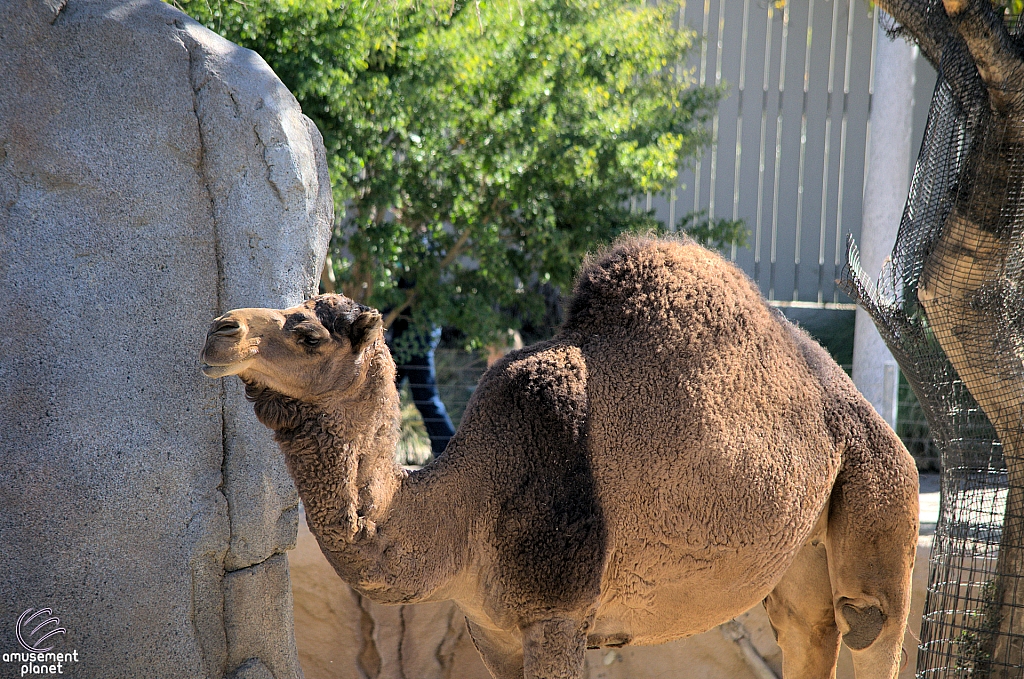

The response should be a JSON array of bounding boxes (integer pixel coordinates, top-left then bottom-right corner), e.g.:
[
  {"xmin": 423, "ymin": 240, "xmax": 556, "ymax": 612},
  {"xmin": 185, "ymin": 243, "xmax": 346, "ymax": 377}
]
[{"xmin": 200, "ymin": 294, "xmax": 384, "ymax": 402}]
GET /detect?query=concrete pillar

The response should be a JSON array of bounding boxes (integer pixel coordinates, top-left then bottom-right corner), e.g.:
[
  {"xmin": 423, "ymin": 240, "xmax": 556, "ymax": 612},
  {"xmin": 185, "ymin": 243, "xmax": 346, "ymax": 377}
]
[{"xmin": 852, "ymin": 15, "xmax": 917, "ymax": 429}]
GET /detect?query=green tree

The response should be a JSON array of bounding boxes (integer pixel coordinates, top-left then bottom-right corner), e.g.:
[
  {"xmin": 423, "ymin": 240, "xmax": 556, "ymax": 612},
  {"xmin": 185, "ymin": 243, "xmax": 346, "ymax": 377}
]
[{"xmin": 175, "ymin": 0, "xmax": 728, "ymax": 352}]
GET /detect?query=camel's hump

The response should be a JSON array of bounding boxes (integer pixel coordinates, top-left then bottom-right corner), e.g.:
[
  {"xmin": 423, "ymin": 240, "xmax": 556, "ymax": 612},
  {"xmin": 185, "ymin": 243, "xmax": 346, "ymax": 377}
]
[{"xmin": 562, "ymin": 235, "xmax": 768, "ymax": 335}]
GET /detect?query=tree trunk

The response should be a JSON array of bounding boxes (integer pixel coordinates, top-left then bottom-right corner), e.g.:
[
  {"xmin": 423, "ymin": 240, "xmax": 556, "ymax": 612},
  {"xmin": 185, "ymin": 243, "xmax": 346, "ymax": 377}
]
[
  {"xmin": 913, "ymin": 8, "xmax": 1024, "ymax": 673},
  {"xmin": 918, "ymin": 195, "xmax": 1024, "ymax": 673}
]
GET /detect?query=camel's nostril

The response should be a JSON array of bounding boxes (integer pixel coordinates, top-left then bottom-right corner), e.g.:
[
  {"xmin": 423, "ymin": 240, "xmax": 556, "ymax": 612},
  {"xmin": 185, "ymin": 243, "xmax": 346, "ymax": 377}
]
[{"xmin": 211, "ymin": 319, "xmax": 242, "ymax": 337}]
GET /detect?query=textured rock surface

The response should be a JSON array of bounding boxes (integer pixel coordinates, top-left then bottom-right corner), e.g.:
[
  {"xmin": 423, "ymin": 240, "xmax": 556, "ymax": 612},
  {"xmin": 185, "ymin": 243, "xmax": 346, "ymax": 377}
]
[{"xmin": 0, "ymin": 0, "xmax": 331, "ymax": 676}]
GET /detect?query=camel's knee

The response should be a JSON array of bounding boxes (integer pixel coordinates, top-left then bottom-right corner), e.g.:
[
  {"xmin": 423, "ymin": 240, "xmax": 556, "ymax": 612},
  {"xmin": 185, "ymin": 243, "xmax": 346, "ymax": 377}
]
[
  {"xmin": 839, "ymin": 601, "xmax": 885, "ymax": 650},
  {"xmin": 827, "ymin": 545, "xmax": 913, "ymax": 655},
  {"xmin": 828, "ymin": 567, "xmax": 911, "ymax": 679},
  {"xmin": 839, "ymin": 600, "xmax": 908, "ymax": 679}
]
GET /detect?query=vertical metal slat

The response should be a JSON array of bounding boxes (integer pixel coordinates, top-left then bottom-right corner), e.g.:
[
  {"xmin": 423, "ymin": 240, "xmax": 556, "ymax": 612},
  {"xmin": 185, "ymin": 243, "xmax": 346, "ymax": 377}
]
[
  {"xmin": 832, "ymin": 0, "xmax": 857, "ymax": 303},
  {"xmin": 754, "ymin": 4, "xmax": 775, "ymax": 287},
  {"xmin": 769, "ymin": 2, "xmax": 791, "ymax": 301},
  {"xmin": 793, "ymin": 0, "xmax": 815, "ymax": 301},
  {"xmin": 817, "ymin": 0, "xmax": 843, "ymax": 305},
  {"xmin": 730, "ymin": 0, "xmax": 753, "ymax": 262}
]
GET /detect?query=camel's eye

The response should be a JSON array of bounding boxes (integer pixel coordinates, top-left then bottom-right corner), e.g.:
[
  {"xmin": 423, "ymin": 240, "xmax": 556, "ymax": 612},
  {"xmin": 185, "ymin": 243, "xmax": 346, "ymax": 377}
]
[{"xmin": 292, "ymin": 325, "xmax": 326, "ymax": 347}]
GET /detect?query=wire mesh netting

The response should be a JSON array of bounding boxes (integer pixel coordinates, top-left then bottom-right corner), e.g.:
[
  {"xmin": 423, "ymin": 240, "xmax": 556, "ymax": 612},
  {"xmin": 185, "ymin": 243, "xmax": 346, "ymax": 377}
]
[
  {"xmin": 843, "ymin": 9, "xmax": 1024, "ymax": 676},
  {"xmin": 900, "ymin": 374, "xmax": 943, "ymax": 471}
]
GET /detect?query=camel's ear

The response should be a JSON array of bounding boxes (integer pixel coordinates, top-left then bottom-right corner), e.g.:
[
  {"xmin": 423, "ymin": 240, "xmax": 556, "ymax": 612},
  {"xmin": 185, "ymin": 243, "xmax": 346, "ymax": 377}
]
[{"xmin": 346, "ymin": 308, "xmax": 382, "ymax": 353}]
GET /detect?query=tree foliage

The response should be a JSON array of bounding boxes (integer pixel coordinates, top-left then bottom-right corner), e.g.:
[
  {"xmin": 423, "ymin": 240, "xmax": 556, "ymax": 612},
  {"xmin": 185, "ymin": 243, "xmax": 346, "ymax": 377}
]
[{"xmin": 175, "ymin": 0, "xmax": 725, "ymax": 350}]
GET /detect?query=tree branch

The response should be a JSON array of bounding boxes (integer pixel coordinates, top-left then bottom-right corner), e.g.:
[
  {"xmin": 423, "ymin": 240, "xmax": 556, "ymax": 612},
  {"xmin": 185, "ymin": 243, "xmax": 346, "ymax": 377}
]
[
  {"xmin": 381, "ymin": 228, "xmax": 474, "ymax": 329},
  {"xmin": 437, "ymin": 227, "xmax": 473, "ymax": 271},
  {"xmin": 943, "ymin": 0, "xmax": 1024, "ymax": 114},
  {"xmin": 383, "ymin": 287, "xmax": 418, "ymax": 329},
  {"xmin": 873, "ymin": 0, "xmax": 956, "ymax": 70}
]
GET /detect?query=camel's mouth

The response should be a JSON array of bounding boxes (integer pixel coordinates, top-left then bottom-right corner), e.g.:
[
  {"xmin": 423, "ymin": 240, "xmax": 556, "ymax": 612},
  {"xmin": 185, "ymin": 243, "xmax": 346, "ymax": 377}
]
[
  {"xmin": 200, "ymin": 337, "xmax": 258, "ymax": 379},
  {"xmin": 201, "ymin": 362, "xmax": 243, "ymax": 378}
]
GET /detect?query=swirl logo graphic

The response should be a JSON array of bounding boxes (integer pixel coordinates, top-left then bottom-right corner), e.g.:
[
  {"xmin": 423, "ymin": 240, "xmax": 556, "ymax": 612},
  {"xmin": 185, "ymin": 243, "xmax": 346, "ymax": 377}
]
[{"xmin": 15, "ymin": 608, "xmax": 66, "ymax": 653}]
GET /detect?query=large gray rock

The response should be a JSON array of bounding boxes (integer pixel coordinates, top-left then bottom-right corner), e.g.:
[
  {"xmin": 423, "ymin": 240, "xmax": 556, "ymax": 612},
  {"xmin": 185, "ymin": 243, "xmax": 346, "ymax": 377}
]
[{"xmin": 0, "ymin": 1, "xmax": 332, "ymax": 676}]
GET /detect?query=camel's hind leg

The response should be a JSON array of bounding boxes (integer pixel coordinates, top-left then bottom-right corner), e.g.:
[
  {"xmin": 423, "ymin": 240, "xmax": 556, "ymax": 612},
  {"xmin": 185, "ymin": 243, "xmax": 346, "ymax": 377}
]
[
  {"xmin": 826, "ymin": 425, "xmax": 918, "ymax": 679},
  {"xmin": 765, "ymin": 528, "xmax": 842, "ymax": 678}
]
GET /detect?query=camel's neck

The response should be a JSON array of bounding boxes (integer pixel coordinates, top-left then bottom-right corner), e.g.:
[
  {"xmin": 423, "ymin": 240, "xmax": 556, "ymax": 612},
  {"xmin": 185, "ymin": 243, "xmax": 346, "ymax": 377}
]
[
  {"xmin": 247, "ymin": 345, "xmax": 464, "ymax": 603},
  {"xmin": 270, "ymin": 352, "xmax": 404, "ymax": 534}
]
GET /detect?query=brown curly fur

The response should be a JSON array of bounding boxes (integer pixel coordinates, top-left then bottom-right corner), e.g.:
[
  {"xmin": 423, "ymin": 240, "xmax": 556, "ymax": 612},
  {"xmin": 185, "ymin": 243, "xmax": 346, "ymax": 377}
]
[{"xmin": 201, "ymin": 235, "xmax": 918, "ymax": 679}]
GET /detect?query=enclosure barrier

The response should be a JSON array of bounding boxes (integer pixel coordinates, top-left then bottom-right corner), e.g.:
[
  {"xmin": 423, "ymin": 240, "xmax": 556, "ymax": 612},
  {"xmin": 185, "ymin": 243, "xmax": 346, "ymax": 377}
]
[{"xmin": 844, "ymin": 16, "xmax": 1024, "ymax": 675}]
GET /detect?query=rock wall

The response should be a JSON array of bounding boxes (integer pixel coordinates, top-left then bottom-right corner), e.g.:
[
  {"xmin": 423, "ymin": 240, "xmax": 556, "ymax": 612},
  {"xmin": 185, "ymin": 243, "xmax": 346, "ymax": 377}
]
[{"xmin": 0, "ymin": 1, "xmax": 332, "ymax": 676}]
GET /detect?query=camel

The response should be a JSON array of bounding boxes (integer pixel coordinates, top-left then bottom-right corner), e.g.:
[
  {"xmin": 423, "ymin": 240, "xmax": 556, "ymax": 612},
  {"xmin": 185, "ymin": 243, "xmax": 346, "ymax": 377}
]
[{"xmin": 201, "ymin": 236, "xmax": 918, "ymax": 679}]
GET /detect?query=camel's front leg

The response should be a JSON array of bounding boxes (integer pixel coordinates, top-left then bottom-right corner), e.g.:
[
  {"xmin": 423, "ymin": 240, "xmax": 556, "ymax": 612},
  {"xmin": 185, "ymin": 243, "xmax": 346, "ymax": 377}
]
[{"xmin": 521, "ymin": 617, "xmax": 588, "ymax": 679}]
